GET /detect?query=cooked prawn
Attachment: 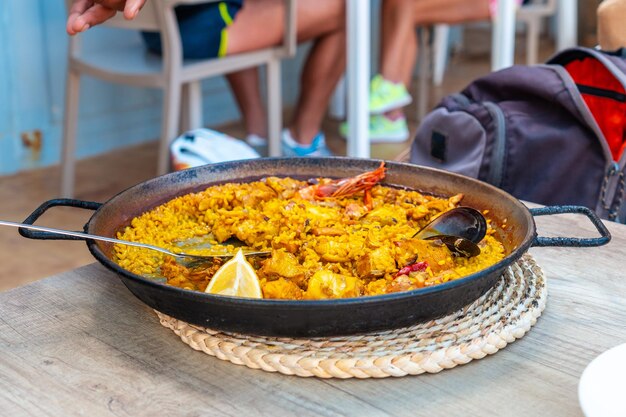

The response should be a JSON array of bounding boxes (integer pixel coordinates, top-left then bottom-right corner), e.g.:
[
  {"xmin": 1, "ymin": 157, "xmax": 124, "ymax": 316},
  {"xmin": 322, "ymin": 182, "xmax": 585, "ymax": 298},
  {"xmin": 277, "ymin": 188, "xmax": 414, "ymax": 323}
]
[{"xmin": 297, "ymin": 162, "xmax": 386, "ymax": 209}]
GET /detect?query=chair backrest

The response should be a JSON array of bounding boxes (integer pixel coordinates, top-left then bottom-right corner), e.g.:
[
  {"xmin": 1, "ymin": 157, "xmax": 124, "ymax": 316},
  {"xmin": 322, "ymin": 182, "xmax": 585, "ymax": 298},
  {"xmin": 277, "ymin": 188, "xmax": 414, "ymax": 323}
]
[
  {"xmin": 520, "ymin": 0, "xmax": 558, "ymax": 14},
  {"xmin": 102, "ymin": 3, "xmax": 160, "ymax": 31},
  {"xmin": 64, "ymin": 0, "xmax": 160, "ymax": 31},
  {"xmin": 64, "ymin": 0, "xmax": 296, "ymax": 58},
  {"xmin": 64, "ymin": 0, "xmax": 182, "ymax": 62}
]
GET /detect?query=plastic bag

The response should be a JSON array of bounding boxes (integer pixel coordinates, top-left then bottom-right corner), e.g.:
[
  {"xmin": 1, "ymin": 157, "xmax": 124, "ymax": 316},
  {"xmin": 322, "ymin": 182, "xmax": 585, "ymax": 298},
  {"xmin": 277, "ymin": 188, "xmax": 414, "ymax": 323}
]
[{"xmin": 170, "ymin": 128, "xmax": 260, "ymax": 171}]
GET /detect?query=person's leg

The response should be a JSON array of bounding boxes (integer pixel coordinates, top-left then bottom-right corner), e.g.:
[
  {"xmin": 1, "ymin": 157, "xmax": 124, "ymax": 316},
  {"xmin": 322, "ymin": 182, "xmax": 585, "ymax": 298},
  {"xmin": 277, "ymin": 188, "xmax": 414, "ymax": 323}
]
[
  {"xmin": 140, "ymin": 4, "xmax": 270, "ymax": 142},
  {"xmin": 226, "ymin": 0, "xmax": 345, "ymax": 54},
  {"xmin": 364, "ymin": 0, "xmax": 416, "ymax": 123},
  {"xmin": 380, "ymin": 0, "xmax": 418, "ymax": 85},
  {"xmin": 352, "ymin": 0, "xmax": 414, "ymax": 141},
  {"xmin": 289, "ymin": 25, "xmax": 346, "ymax": 144},
  {"xmin": 380, "ymin": 0, "xmax": 490, "ymax": 87},
  {"xmin": 411, "ymin": 0, "xmax": 490, "ymax": 24},
  {"xmin": 225, "ymin": 68, "xmax": 267, "ymax": 139},
  {"xmin": 225, "ymin": 0, "xmax": 346, "ymax": 146},
  {"xmin": 375, "ymin": 0, "xmax": 490, "ymax": 124}
]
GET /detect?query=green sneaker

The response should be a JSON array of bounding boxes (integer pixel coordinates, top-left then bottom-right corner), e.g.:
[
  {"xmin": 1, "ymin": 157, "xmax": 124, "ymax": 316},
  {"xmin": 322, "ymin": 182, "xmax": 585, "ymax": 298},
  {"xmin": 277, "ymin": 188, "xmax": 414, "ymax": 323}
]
[
  {"xmin": 339, "ymin": 114, "xmax": 409, "ymax": 143},
  {"xmin": 369, "ymin": 74, "xmax": 412, "ymax": 114}
]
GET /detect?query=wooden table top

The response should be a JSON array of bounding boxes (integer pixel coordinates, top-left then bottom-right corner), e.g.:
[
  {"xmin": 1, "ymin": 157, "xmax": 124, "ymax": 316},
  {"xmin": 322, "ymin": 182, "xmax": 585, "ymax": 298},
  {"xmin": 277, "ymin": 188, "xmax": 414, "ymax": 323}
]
[{"xmin": 1, "ymin": 209, "xmax": 625, "ymax": 417}]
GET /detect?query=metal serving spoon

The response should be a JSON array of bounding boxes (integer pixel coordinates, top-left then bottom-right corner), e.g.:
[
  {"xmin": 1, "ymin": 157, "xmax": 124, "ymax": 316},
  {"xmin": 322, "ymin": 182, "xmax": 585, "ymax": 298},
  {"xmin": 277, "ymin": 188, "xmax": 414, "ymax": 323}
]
[
  {"xmin": 0, "ymin": 220, "xmax": 270, "ymax": 267},
  {"xmin": 413, "ymin": 207, "xmax": 487, "ymax": 258}
]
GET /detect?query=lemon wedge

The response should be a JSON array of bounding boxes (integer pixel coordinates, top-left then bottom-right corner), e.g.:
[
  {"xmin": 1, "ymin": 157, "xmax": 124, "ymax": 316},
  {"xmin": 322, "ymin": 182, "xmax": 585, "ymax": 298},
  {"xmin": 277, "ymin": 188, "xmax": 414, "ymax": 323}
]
[{"xmin": 204, "ymin": 249, "xmax": 262, "ymax": 298}]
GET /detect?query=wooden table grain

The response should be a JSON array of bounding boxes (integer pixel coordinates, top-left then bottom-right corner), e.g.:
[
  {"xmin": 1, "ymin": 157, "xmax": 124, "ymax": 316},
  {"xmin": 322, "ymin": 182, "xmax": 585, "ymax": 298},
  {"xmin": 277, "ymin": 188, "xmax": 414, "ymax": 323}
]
[{"xmin": 1, "ymin": 209, "xmax": 625, "ymax": 417}]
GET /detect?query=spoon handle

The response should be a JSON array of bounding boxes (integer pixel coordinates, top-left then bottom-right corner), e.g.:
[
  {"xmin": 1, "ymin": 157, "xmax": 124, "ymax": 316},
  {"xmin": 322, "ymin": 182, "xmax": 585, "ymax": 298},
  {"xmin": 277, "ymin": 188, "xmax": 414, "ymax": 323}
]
[{"xmin": 0, "ymin": 220, "xmax": 176, "ymax": 257}]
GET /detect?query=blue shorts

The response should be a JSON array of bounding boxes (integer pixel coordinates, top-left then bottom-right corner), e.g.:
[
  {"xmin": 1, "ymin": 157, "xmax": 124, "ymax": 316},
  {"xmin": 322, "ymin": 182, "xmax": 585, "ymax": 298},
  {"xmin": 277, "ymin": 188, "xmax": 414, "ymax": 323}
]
[{"xmin": 141, "ymin": 1, "xmax": 243, "ymax": 60}]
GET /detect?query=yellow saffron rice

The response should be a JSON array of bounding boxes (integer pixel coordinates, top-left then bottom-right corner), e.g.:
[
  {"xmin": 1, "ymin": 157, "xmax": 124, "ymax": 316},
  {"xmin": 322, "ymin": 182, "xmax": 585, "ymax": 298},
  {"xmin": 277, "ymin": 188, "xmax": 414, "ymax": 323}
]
[{"xmin": 114, "ymin": 177, "xmax": 506, "ymax": 299}]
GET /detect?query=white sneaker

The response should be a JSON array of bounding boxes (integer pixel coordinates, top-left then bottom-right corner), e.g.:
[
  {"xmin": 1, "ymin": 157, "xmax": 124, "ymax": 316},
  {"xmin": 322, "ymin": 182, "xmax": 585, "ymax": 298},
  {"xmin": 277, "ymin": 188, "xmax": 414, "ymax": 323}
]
[
  {"xmin": 245, "ymin": 134, "xmax": 267, "ymax": 147},
  {"xmin": 281, "ymin": 129, "xmax": 333, "ymax": 157}
]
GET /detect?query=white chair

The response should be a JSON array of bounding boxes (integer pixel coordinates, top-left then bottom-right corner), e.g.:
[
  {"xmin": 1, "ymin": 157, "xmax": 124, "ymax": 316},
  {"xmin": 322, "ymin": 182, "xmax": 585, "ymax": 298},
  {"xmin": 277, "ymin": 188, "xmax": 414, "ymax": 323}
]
[
  {"xmin": 431, "ymin": 0, "xmax": 559, "ymax": 87},
  {"xmin": 516, "ymin": 0, "xmax": 559, "ymax": 65},
  {"xmin": 416, "ymin": 0, "xmax": 561, "ymax": 120},
  {"xmin": 62, "ymin": 0, "xmax": 296, "ymax": 197}
]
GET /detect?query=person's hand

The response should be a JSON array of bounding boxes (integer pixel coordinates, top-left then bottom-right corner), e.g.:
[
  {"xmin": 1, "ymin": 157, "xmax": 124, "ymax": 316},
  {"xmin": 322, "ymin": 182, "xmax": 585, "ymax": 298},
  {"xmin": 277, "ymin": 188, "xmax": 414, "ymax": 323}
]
[{"xmin": 66, "ymin": 0, "xmax": 147, "ymax": 35}]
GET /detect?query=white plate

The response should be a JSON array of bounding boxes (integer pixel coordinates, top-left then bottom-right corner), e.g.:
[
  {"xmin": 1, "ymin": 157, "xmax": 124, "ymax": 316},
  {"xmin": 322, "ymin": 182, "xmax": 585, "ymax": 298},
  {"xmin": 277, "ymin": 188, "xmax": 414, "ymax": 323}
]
[{"xmin": 579, "ymin": 342, "xmax": 626, "ymax": 417}]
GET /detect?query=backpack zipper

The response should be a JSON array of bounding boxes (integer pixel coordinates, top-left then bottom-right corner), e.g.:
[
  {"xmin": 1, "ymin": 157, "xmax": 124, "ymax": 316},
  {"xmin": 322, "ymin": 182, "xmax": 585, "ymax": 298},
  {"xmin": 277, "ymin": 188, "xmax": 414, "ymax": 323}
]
[
  {"xmin": 483, "ymin": 102, "xmax": 507, "ymax": 188},
  {"xmin": 611, "ymin": 171, "xmax": 625, "ymax": 222},
  {"xmin": 547, "ymin": 65, "xmax": 614, "ymax": 165},
  {"xmin": 600, "ymin": 162, "xmax": 626, "ymax": 221},
  {"xmin": 576, "ymin": 84, "xmax": 626, "ymax": 102}
]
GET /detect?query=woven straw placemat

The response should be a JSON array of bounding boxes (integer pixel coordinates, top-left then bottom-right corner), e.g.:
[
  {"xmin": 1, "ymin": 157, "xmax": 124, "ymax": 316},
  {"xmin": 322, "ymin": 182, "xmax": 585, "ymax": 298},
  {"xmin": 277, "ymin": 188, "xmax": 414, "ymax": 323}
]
[{"xmin": 156, "ymin": 253, "xmax": 546, "ymax": 379}]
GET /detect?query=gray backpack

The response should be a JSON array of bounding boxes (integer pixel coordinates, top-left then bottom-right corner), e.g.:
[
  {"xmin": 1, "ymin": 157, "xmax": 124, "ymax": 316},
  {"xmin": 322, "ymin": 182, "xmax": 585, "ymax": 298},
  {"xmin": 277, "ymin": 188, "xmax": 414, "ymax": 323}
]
[{"xmin": 410, "ymin": 47, "xmax": 626, "ymax": 222}]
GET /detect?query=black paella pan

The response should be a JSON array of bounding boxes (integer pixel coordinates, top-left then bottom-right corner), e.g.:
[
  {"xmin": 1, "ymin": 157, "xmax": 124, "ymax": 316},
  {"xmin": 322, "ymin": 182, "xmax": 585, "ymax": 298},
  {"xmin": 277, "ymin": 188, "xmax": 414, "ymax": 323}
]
[{"xmin": 19, "ymin": 158, "xmax": 611, "ymax": 337}]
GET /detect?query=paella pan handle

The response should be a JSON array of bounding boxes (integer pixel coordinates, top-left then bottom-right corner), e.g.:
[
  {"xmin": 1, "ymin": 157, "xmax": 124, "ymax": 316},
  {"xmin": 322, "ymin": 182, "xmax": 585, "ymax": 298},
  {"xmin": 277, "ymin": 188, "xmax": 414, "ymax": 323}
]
[
  {"xmin": 530, "ymin": 205, "xmax": 611, "ymax": 247},
  {"xmin": 19, "ymin": 199, "xmax": 102, "ymax": 241}
]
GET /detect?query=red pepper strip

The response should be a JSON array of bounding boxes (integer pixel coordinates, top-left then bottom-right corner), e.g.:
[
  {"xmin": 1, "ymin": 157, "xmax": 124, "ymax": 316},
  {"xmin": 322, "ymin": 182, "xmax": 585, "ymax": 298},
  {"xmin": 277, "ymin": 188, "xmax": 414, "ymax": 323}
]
[{"xmin": 395, "ymin": 261, "xmax": 428, "ymax": 278}]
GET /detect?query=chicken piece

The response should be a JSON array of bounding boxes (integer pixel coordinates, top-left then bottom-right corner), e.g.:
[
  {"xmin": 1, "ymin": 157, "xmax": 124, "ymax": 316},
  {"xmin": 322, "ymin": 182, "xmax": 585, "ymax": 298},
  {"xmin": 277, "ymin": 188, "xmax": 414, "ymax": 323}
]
[
  {"xmin": 304, "ymin": 270, "xmax": 363, "ymax": 299},
  {"xmin": 344, "ymin": 203, "xmax": 368, "ymax": 219},
  {"xmin": 233, "ymin": 216, "xmax": 279, "ymax": 245},
  {"xmin": 356, "ymin": 246, "xmax": 396, "ymax": 279},
  {"xmin": 311, "ymin": 227, "xmax": 344, "ymax": 237},
  {"xmin": 394, "ymin": 238, "xmax": 454, "ymax": 274},
  {"xmin": 161, "ymin": 256, "xmax": 189, "ymax": 280},
  {"xmin": 365, "ymin": 206, "xmax": 406, "ymax": 226},
  {"xmin": 188, "ymin": 258, "xmax": 224, "ymax": 292},
  {"xmin": 211, "ymin": 223, "xmax": 234, "ymax": 243},
  {"xmin": 263, "ymin": 278, "xmax": 304, "ymax": 300},
  {"xmin": 271, "ymin": 240, "xmax": 300, "ymax": 253},
  {"xmin": 406, "ymin": 205, "xmax": 430, "ymax": 221},
  {"xmin": 305, "ymin": 204, "xmax": 337, "ymax": 223},
  {"xmin": 448, "ymin": 193, "xmax": 464, "ymax": 205},
  {"xmin": 366, "ymin": 278, "xmax": 388, "ymax": 296},
  {"xmin": 313, "ymin": 238, "xmax": 351, "ymax": 262},
  {"xmin": 385, "ymin": 273, "xmax": 427, "ymax": 294},
  {"xmin": 234, "ymin": 183, "xmax": 277, "ymax": 207},
  {"xmin": 260, "ymin": 250, "xmax": 306, "ymax": 285},
  {"xmin": 264, "ymin": 176, "xmax": 304, "ymax": 199}
]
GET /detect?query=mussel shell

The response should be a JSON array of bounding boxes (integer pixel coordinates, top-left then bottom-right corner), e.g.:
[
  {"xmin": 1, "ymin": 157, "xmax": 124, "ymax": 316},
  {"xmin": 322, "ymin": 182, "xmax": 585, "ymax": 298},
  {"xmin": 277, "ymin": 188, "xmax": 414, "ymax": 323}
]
[
  {"xmin": 414, "ymin": 206, "xmax": 487, "ymax": 243},
  {"xmin": 427, "ymin": 235, "xmax": 481, "ymax": 258}
]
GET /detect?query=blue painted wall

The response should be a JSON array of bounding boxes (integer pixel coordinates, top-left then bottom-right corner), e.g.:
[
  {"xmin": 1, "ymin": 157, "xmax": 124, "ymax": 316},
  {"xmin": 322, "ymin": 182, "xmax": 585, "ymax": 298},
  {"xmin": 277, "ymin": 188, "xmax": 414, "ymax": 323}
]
[
  {"xmin": 0, "ymin": 2, "xmax": 15, "ymax": 173},
  {"xmin": 0, "ymin": 0, "xmax": 307, "ymax": 175}
]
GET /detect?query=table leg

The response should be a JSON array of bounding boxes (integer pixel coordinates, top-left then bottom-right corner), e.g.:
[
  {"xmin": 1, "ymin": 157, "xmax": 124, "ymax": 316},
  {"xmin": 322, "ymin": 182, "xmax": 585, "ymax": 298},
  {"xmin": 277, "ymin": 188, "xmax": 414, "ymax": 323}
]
[
  {"xmin": 557, "ymin": 0, "xmax": 578, "ymax": 51},
  {"xmin": 491, "ymin": 0, "xmax": 517, "ymax": 71},
  {"xmin": 346, "ymin": 0, "xmax": 370, "ymax": 158}
]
